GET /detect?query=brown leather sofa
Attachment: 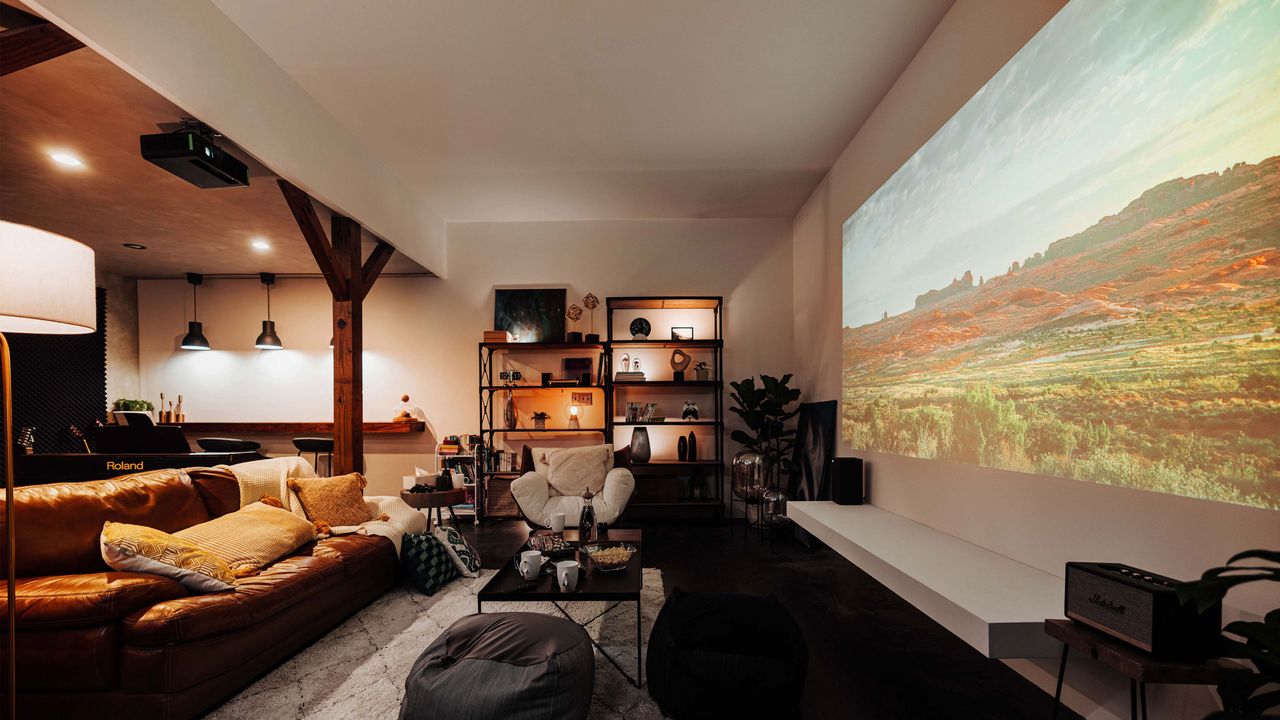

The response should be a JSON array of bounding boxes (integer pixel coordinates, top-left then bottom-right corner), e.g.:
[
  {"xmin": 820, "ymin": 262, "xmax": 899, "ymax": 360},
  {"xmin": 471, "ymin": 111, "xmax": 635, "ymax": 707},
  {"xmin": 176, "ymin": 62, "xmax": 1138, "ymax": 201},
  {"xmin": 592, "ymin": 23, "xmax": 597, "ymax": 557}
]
[{"xmin": 1, "ymin": 467, "xmax": 399, "ymax": 719}]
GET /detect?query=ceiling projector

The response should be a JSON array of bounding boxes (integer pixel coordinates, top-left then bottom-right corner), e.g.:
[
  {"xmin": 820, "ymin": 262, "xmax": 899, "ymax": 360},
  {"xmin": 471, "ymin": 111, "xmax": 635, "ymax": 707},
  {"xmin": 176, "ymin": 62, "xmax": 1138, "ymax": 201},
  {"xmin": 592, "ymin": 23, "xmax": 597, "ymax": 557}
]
[{"xmin": 139, "ymin": 131, "xmax": 249, "ymax": 188}]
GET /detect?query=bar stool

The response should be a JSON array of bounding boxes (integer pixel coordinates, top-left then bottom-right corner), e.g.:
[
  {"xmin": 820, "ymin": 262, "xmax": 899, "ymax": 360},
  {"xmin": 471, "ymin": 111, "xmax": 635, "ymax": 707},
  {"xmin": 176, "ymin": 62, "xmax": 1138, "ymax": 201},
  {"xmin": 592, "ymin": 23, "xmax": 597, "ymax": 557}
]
[
  {"xmin": 197, "ymin": 437, "xmax": 262, "ymax": 452},
  {"xmin": 293, "ymin": 437, "xmax": 334, "ymax": 475}
]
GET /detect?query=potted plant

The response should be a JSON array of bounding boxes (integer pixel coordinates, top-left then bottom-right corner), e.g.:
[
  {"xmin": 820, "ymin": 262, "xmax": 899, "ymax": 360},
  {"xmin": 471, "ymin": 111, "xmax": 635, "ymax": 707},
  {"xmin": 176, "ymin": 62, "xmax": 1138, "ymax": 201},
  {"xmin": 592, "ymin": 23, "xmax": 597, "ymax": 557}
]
[
  {"xmin": 728, "ymin": 374, "xmax": 801, "ymax": 492},
  {"xmin": 531, "ymin": 411, "xmax": 550, "ymax": 430},
  {"xmin": 693, "ymin": 361, "xmax": 710, "ymax": 381},
  {"xmin": 111, "ymin": 398, "xmax": 154, "ymax": 424},
  {"xmin": 1177, "ymin": 550, "xmax": 1279, "ymax": 718}
]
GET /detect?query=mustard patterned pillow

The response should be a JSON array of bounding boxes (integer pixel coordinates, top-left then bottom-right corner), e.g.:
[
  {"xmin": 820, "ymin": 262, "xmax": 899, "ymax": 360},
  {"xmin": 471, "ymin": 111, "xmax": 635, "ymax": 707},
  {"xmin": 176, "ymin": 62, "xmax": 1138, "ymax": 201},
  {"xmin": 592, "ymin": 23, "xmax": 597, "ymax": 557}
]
[{"xmin": 100, "ymin": 521, "xmax": 237, "ymax": 593}]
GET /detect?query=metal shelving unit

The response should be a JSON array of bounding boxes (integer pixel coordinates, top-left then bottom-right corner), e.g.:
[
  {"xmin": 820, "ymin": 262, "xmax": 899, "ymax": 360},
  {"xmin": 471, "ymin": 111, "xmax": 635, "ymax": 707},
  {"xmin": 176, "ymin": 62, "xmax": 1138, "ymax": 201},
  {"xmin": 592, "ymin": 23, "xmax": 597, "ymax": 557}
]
[{"xmin": 606, "ymin": 296, "xmax": 724, "ymax": 520}]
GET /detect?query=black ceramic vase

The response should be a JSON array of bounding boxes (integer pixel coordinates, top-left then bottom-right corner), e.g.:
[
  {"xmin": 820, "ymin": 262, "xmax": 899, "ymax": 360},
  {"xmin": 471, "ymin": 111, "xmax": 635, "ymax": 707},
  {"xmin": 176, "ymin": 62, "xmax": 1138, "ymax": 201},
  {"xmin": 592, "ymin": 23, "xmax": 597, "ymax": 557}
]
[
  {"xmin": 630, "ymin": 427, "xmax": 652, "ymax": 464},
  {"xmin": 687, "ymin": 432, "xmax": 697, "ymax": 461},
  {"xmin": 678, "ymin": 435, "xmax": 688, "ymax": 461}
]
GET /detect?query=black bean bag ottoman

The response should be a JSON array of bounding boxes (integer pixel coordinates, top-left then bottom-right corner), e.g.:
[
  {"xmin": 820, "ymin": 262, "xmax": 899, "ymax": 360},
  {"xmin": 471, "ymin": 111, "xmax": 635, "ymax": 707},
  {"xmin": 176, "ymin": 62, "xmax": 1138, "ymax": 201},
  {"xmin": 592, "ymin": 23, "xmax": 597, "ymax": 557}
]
[
  {"xmin": 400, "ymin": 612, "xmax": 594, "ymax": 720},
  {"xmin": 647, "ymin": 589, "xmax": 808, "ymax": 719}
]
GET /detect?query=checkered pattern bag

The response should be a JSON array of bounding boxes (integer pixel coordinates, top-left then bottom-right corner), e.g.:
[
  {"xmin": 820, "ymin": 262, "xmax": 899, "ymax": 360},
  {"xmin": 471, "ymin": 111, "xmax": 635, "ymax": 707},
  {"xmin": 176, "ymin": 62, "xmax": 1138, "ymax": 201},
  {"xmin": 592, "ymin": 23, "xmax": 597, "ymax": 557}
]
[{"xmin": 402, "ymin": 532, "xmax": 460, "ymax": 595}]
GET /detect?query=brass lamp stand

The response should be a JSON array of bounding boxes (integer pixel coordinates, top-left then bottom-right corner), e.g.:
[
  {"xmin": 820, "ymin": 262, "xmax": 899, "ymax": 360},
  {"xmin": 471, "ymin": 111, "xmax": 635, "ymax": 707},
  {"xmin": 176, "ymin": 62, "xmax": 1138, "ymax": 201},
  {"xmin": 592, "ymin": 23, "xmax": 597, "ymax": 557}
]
[{"xmin": 0, "ymin": 222, "xmax": 97, "ymax": 720}]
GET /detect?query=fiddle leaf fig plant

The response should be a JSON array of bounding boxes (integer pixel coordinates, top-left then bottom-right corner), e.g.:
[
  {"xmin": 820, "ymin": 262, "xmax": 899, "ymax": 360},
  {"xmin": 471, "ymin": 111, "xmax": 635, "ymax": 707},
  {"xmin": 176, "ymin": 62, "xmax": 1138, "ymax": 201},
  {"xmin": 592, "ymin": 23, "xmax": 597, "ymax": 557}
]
[
  {"xmin": 1176, "ymin": 549, "xmax": 1280, "ymax": 719},
  {"xmin": 729, "ymin": 374, "xmax": 802, "ymax": 486}
]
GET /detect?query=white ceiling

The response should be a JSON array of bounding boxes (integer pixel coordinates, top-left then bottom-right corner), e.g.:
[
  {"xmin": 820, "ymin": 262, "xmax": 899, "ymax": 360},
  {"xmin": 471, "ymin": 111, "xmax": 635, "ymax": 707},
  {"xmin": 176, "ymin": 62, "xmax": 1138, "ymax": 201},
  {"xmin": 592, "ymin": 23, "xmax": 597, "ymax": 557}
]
[{"xmin": 211, "ymin": 0, "xmax": 954, "ymax": 223}]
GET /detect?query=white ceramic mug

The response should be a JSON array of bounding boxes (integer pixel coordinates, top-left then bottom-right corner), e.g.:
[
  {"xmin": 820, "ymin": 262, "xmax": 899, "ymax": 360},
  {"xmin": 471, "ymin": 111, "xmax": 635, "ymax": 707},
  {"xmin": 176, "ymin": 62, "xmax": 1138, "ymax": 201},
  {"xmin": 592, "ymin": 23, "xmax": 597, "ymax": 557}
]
[
  {"xmin": 556, "ymin": 560, "xmax": 580, "ymax": 592},
  {"xmin": 518, "ymin": 550, "xmax": 543, "ymax": 580},
  {"xmin": 549, "ymin": 512, "xmax": 566, "ymax": 533}
]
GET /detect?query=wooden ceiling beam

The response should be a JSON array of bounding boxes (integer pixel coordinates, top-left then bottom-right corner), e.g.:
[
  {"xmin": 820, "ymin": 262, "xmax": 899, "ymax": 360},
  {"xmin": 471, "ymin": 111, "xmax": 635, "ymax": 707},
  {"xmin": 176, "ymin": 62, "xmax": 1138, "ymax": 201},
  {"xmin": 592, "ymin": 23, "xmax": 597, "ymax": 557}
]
[
  {"xmin": 278, "ymin": 179, "xmax": 348, "ymax": 299},
  {"xmin": 359, "ymin": 241, "xmax": 395, "ymax": 301},
  {"xmin": 0, "ymin": 20, "xmax": 84, "ymax": 77}
]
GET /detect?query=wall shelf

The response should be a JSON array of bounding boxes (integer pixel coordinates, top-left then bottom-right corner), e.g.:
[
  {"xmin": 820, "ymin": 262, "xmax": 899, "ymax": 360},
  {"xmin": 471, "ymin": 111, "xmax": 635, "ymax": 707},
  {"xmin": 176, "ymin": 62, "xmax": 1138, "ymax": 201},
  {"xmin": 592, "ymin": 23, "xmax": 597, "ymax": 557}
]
[
  {"xmin": 612, "ymin": 380, "xmax": 721, "ymax": 388},
  {"xmin": 612, "ymin": 420, "xmax": 719, "ymax": 426},
  {"xmin": 162, "ymin": 421, "xmax": 425, "ymax": 434},
  {"xmin": 609, "ymin": 339, "xmax": 722, "ymax": 349},
  {"xmin": 480, "ymin": 342, "xmax": 604, "ymax": 351}
]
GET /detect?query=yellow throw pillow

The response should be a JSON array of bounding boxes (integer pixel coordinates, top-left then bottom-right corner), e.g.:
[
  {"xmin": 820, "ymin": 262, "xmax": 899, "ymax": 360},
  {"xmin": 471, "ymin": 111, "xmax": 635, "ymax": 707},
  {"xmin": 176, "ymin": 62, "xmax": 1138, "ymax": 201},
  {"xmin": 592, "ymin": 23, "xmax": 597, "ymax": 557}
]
[
  {"xmin": 101, "ymin": 521, "xmax": 237, "ymax": 593},
  {"xmin": 175, "ymin": 500, "xmax": 317, "ymax": 577},
  {"xmin": 287, "ymin": 473, "xmax": 375, "ymax": 527}
]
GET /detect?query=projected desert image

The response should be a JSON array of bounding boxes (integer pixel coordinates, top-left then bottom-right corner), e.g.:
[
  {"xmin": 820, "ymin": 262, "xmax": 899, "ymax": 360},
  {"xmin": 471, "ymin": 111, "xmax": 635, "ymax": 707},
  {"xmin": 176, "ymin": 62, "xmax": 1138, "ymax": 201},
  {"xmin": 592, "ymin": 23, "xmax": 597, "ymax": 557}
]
[{"xmin": 841, "ymin": 0, "xmax": 1280, "ymax": 508}]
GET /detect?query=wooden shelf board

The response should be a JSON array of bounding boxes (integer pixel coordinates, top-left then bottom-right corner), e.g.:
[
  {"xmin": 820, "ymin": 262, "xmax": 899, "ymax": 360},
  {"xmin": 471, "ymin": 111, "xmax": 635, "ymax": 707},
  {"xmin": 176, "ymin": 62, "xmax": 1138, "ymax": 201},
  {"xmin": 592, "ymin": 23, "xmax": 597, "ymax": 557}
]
[
  {"xmin": 163, "ymin": 421, "xmax": 425, "ymax": 434},
  {"xmin": 481, "ymin": 385, "xmax": 603, "ymax": 391},
  {"xmin": 608, "ymin": 339, "xmax": 722, "ymax": 349},
  {"xmin": 611, "ymin": 380, "xmax": 720, "ymax": 388},
  {"xmin": 481, "ymin": 428, "xmax": 607, "ymax": 434},
  {"xmin": 613, "ymin": 420, "xmax": 720, "ymax": 426},
  {"xmin": 632, "ymin": 459, "xmax": 721, "ymax": 466},
  {"xmin": 607, "ymin": 297, "xmax": 721, "ymax": 310},
  {"xmin": 481, "ymin": 342, "xmax": 604, "ymax": 350}
]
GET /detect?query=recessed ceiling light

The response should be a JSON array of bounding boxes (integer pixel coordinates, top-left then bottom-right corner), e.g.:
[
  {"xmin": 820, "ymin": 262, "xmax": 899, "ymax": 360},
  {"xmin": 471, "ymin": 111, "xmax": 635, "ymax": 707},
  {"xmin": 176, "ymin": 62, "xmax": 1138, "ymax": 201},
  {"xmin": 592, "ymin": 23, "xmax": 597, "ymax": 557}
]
[
  {"xmin": 49, "ymin": 151, "xmax": 84, "ymax": 168},
  {"xmin": 250, "ymin": 239, "xmax": 271, "ymax": 251},
  {"xmin": 123, "ymin": 243, "xmax": 147, "ymax": 250}
]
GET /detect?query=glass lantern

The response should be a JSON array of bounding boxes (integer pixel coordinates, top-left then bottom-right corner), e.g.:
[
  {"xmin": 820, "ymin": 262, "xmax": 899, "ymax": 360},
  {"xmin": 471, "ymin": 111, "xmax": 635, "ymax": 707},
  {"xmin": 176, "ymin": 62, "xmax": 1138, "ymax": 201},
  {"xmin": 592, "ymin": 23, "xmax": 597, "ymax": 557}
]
[
  {"xmin": 732, "ymin": 451, "xmax": 766, "ymax": 503},
  {"xmin": 762, "ymin": 488, "xmax": 791, "ymax": 527}
]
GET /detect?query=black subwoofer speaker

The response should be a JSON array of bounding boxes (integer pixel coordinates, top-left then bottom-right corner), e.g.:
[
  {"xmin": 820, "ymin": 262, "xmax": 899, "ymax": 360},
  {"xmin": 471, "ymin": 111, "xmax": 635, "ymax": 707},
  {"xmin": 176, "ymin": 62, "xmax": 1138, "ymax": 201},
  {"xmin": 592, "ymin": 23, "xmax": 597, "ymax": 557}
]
[{"xmin": 830, "ymin": 457, "xmax": 865, "ymax": 505}]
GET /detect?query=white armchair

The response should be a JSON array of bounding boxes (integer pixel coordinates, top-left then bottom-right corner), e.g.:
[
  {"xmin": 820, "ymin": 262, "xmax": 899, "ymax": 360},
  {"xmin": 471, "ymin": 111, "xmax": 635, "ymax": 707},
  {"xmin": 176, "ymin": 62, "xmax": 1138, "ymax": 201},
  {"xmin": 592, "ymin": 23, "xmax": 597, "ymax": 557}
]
[{"xmin": 510, "ymin": 445, "xmax": 635, "ymax": 528}]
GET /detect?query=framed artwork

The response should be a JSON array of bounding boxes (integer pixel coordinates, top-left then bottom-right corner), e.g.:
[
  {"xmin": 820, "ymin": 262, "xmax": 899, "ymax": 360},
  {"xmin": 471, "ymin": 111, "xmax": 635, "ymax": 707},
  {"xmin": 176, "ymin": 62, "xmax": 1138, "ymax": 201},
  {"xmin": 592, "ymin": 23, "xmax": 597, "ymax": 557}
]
[
  {"xmin": 494, "ymin": 289, "xmax": 567, "ymax": 342},
  {"xmin": 671, "ymin": 326, "xmax": 694, "ymax": 341}
]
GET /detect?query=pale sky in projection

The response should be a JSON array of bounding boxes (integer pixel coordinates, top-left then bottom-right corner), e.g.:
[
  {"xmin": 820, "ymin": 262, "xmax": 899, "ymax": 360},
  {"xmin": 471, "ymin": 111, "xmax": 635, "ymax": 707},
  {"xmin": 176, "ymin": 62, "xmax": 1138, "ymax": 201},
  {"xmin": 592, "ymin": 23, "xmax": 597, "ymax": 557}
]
[{"xmin": 842, "ymin": 0, "xmax": 1280, "ymax": 329}]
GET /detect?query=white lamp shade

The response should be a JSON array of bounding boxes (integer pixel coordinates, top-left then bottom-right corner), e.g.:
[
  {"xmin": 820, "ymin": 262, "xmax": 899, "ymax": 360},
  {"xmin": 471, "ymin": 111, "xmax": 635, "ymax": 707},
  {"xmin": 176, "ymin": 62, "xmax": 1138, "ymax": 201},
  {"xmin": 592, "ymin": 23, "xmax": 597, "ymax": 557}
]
[{"xmin": 0, "ymin": 221, "xmax": 96, "ymax": 334}]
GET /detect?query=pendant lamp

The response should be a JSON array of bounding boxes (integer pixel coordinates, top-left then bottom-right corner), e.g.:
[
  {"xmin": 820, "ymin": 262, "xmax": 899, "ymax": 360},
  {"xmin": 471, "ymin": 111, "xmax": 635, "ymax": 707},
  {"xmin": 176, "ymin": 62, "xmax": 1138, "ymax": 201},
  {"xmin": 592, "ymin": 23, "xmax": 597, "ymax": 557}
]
[
  {"xmin": 254, "ymin": 272, "xmax": 283, "ymax": 349},
  {"xmin": 179, "ymin": 272, "xmax": 210, "ymax": 350}
]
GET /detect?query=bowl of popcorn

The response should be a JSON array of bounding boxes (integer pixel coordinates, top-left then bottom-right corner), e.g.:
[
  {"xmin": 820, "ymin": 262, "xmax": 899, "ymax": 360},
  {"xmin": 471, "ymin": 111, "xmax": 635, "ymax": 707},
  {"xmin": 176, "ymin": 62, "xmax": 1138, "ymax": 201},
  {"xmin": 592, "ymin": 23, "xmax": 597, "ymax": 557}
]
[{"xmin": 582, "ymin": 543, "xmax": 637, "ymax": 572}]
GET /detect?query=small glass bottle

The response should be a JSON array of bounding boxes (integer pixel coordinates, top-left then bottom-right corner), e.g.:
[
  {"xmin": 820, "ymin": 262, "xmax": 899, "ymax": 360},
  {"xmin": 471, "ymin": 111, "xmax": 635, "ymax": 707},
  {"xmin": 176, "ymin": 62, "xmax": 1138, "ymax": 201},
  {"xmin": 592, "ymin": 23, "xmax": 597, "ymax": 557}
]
[{"xmin": 578, "ymin": 489, "xmax": 597, "ymax": 543}]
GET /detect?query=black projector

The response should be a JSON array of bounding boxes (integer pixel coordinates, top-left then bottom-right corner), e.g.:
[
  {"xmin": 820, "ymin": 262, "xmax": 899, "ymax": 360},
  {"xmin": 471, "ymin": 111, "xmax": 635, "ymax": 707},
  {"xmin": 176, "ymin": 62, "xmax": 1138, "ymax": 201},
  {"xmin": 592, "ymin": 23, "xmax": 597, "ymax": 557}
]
[{"xmin": 140, "ymin": 131, "xmax": 249, "ymax": 188}]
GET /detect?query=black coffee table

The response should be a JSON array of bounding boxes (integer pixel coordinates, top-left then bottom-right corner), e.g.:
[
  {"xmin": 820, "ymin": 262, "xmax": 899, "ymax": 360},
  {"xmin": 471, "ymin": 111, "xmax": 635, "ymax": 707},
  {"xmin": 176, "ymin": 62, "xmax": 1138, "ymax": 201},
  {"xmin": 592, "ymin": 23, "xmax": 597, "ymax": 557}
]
[{"xmin": 476, "ymin": 529, "xmax": 643, "ymax": 687}]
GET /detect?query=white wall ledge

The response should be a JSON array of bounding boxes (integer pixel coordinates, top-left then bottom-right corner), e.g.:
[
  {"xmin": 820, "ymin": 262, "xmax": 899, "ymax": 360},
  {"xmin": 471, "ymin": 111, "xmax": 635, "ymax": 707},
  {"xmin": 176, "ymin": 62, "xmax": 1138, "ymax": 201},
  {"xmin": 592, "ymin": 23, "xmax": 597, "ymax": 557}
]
[{"xmin": 789, "ymin": 501, "xmax": 1064, "ymax": 658}]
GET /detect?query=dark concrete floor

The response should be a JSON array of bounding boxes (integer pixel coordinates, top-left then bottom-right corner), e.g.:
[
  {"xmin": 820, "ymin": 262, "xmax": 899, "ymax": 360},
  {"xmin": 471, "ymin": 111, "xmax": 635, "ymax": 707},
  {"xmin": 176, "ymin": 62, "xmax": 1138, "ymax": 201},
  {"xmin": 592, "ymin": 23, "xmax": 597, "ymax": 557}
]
[{"xmin": 463, "ymin": 519, "xmax": 1078, "ymax": 720}]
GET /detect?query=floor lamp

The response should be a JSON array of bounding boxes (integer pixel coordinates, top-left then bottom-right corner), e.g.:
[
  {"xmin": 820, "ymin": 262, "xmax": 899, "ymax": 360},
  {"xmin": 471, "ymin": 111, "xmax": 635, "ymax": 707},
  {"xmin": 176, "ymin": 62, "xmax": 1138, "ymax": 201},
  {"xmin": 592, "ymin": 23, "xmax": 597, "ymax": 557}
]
[{"xmin": 0, "ymin": 221, "xmax": 96, "ymax": 720}]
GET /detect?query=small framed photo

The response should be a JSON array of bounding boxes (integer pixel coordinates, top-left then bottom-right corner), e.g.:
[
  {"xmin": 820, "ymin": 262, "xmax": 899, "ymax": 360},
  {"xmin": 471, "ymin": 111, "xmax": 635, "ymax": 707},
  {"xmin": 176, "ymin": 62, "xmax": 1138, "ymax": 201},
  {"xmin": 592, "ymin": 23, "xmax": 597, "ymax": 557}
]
[{"xmin": 671, "ymin": 327, "xmax": 694, "ymax": 341}]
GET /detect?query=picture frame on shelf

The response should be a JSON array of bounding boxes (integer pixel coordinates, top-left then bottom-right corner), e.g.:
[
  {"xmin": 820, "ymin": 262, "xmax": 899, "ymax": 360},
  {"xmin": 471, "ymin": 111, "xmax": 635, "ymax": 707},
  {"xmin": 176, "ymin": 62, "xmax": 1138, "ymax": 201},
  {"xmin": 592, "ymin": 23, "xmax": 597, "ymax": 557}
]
[
  {"xmin": 493, "ymin": 288, "xmax": 567, "ymax": 343},
  {"xmin": 671, "ymin": 326, "xmax": 694, "ymax": 340}
]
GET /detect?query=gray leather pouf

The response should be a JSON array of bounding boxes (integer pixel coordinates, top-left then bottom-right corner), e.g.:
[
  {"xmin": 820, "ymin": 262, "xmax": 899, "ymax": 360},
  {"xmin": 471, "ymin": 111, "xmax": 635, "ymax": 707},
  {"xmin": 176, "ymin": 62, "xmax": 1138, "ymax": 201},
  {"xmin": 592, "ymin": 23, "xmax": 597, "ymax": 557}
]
[{"xmin": 400, "ymin": 612, "xmax": 595, "ymax": 720}]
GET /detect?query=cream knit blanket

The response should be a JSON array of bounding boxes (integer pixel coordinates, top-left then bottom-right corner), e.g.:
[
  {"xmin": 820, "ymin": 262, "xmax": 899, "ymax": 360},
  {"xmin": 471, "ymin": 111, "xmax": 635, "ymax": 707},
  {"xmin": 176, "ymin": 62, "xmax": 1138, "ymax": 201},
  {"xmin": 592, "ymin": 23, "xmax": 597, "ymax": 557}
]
[{"xmin": 220, "ymin": 457, "xmax": 424, "ymax": 556}]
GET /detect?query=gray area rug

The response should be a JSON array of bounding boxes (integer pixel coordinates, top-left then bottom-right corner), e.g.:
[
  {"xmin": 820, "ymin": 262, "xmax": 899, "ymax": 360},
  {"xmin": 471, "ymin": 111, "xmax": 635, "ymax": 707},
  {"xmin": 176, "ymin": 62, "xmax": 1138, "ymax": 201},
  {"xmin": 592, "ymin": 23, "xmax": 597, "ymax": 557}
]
[{"xmin": 208, "ymin": 568, "xmax": 666, "ymax": 719}]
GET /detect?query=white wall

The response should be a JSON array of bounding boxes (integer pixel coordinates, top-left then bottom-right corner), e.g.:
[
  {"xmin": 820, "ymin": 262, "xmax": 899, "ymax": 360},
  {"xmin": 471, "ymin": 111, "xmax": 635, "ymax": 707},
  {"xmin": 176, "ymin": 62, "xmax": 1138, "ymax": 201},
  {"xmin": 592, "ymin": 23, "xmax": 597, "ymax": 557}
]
[
  {"xmin": 139, "ymin": 218, "xmax": 793, "ymax": 496},
  {"xmin": 791, "ymin": 1, "xmax": 1280, "ymax": 718}
]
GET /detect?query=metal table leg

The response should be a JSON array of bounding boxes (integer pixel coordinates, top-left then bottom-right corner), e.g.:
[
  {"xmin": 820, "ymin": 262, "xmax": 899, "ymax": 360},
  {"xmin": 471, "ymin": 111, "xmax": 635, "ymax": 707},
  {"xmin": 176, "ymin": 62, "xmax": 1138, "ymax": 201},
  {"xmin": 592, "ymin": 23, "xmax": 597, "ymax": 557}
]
[
  {"xmin": 552, "ymin": 600, "xmax": 642, "ymax": 688},
  {"xmin": 1052, "ymin": 645, "xmax": 1069, "ymax": 719},
  {"xmin": 1129, "ymin": 679, "xmax": 1137, "ymax": 720}
]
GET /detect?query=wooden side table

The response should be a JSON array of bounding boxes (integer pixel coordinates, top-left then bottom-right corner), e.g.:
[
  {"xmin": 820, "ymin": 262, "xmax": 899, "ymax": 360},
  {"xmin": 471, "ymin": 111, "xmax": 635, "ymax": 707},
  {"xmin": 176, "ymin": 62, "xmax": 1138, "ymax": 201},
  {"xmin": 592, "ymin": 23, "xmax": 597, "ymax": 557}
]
[
  {"xmin": 400, "ymin": 488, "xmax": 468, "ymax": 530},
  {"xmin": 1044, "ymin": 619, "xmax": 1250, "ymax": 720}
]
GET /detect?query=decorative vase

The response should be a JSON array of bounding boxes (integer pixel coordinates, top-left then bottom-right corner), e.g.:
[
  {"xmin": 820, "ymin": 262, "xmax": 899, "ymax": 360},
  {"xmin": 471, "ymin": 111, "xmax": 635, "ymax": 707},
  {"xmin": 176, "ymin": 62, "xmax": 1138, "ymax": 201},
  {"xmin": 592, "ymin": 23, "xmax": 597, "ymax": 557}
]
[
  {"xmin": 733, "ymin": 451, "xmax": 765, "ymax": 502},
  {"xmin": 503, "ymin": 389, "xmax": 517, "ymax": 429},
  {"xmin": 534, "ymin": 417, "xmax": 547, "ymax": 430},
  {"xmin": 678, "ymin": 435, "xmax": 688, "ymax": 461},
  {"xmin": 688, "ymin": 468, "xmax": 707, "ymax": 499},
  {"xmin": 687, "ymin": 431, "xmax": 697, "ymax": 462},
  {"xmin": 629, "ymin": 427, "xmax": 652, "ymax": 464},
  {"xmin": 695, "ymin": 367, "xmax": 709, "ymax": 381}
]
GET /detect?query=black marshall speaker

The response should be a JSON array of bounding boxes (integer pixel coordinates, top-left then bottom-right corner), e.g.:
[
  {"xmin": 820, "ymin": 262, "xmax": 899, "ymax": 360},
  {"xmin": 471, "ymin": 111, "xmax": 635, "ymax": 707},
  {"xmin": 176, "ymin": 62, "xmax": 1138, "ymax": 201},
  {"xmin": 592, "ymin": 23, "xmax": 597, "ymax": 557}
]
[
  {"xmin": 1064, "ymin": 562, "xmax": 1221, "ymax": 659},
  {"xmin": 830, "ymin": 457, "xmax": 865, "ymax": 505}
]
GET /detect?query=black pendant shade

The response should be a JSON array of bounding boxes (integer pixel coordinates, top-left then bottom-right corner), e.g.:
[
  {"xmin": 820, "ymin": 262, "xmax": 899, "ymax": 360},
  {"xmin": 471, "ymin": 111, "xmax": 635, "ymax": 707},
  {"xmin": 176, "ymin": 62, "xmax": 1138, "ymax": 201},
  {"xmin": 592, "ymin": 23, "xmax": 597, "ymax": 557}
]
[
  {"xmin": 255, "ymin": 319, "xmax": 283, "ymax": 350},
  {"xmin": 180, "ymin": 321, "xmax": 210, "ymax": 350},
  {"xmin": 181, "ymin": 272, "xmax": 210, "ymax": 350},
  {"xmin": 255, "ymin": 272, "xmax": 283, "ymax": 349}
]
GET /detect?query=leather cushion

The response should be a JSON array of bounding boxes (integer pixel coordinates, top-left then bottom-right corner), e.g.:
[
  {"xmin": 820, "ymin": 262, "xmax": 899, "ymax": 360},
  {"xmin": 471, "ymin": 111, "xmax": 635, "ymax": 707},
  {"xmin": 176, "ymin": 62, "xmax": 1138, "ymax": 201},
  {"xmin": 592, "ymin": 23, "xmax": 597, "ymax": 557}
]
[
  {"xmin": 186, "ymin": 466, "xmax": 241, "ymax": 518},
  {"xmin": 11, "ymin": 572, "xmax": 188, "ymax": 630},
  {"xmin": 122, "ymin": 553, "xmax": 343, "ymax": 645},
  {"xmin": 11, "ymin": 625, "xmax": 120, "ymax": 692},
  {"xmin": 5, "ymin": 469, "xmax": 211, "ymax": 577}
]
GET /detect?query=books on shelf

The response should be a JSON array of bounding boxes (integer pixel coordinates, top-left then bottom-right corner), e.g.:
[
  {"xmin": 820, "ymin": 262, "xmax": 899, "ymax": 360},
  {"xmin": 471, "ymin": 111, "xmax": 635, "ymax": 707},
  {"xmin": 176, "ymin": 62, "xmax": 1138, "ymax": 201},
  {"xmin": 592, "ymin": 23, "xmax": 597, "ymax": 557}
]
[
  {"xmin": 483, "ymin": 330, "xmax": 515, "ymax": 343},
  {"xmin": 615, "ymin": 371, "xmax": 646, "ymax": 382},
  {"xmin": 624, "ymin": 402, "xmax": 660, "ymax": 423}
]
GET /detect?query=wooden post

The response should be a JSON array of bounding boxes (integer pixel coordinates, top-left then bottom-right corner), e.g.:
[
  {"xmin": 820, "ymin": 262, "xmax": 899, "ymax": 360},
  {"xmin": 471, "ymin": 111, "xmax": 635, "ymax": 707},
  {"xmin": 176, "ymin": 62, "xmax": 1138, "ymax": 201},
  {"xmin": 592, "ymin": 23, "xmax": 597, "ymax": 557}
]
[
  {"xmin": 0, "ymin": 7, "xmax": 84, "ymax": 77},
  {"xmin": 331, "ymin": 216, "xmax": 363, "ymax": 474},
  {"xmin": 279, "ymin": 180, "xmax": 394, "ymax": 476}
]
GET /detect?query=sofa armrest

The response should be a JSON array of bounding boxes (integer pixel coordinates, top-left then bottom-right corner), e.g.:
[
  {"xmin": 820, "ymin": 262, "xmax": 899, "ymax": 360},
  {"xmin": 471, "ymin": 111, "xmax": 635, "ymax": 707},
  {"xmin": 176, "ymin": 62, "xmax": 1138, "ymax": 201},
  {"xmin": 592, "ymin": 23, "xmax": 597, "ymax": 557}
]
[
  {"xmin": 510, "ymin": 471, "xmax": 551, "ymax": 525},
  {"xmin": 596, "ymin": 467, "xmax": 636, "ymax": 525}
]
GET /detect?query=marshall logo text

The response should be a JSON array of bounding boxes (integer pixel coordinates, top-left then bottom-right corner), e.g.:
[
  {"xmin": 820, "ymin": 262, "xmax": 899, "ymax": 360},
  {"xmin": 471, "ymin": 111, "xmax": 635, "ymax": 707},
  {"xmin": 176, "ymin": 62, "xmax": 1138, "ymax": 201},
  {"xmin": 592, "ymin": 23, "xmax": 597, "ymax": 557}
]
[{"xmin": 1088, "ymin": 593, "xmax": 1126, "ymax": 615}]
